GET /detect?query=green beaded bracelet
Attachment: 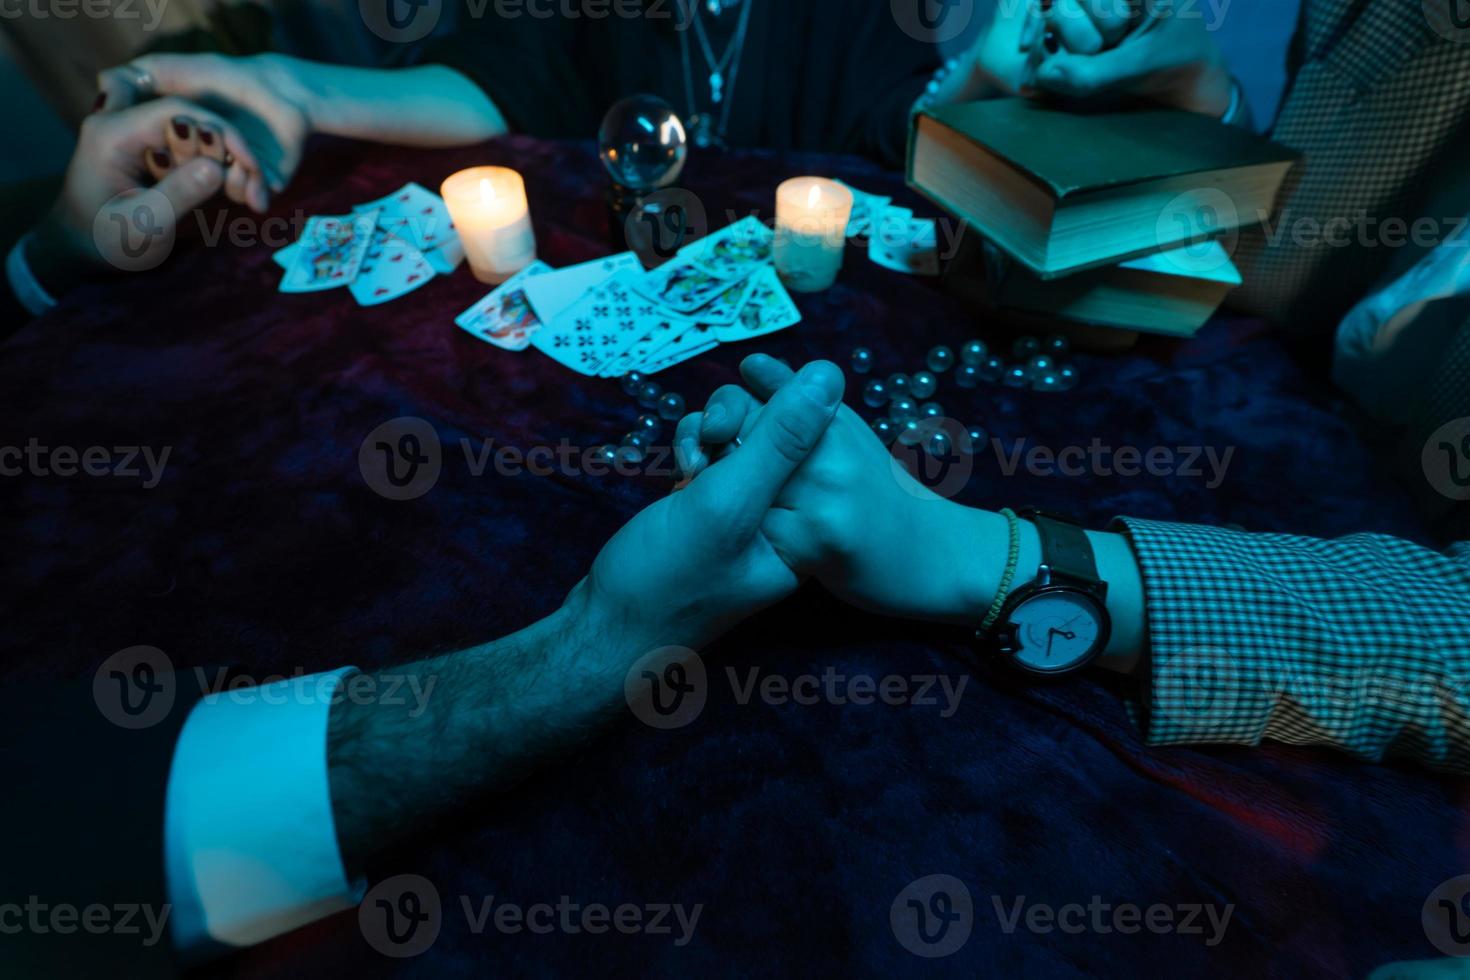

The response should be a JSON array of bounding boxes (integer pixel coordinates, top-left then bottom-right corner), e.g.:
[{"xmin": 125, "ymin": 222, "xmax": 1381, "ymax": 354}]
[{"xmin": 978, "ymin": 508, "xmax": 1022, "ymax": 636}]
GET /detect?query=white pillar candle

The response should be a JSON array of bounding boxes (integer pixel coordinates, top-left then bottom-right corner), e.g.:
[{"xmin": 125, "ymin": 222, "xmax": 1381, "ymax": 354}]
[
  {"xmin": 440, "ymin": 167, "xmax": 537, "ymax": 285},
  {"xmin": 773, "ymin": 177, "xmax": 853, "ymax": 293}
]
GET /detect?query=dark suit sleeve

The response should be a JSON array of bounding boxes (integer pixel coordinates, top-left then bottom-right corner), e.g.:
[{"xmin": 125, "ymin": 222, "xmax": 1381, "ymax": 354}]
[{"xmin": 0, "ymin": 670, "xmax": 204, "ymax": 977}]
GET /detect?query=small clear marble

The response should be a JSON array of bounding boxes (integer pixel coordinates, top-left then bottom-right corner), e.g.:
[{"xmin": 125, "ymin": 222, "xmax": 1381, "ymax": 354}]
[
  {"xmin": 871, "ymin": 417, "xmax": 897, "ymax": 444},
  {"xmin": 886, "ymin": 373, "xmax": 911, "ymax": 397},
  {"xmin": 862, "ymin": 379, "xmax": 889, "ymax": 408},
  {"xmin": 909, "ymin": 370, "xmax": 938, "ymax": 399},
  {"xmin": 1002, "ymin": 366, "xmax": 1030, "ymax": 388},
  {"xmin": 615, "ymin": 445, "xmax": 644, "ymax": 466},
  {"xmin": 1044, "ymin": 334, "xmax": 1071, "ymax": 357},
  {"xmin": 850, "ymin": 348, "xmax": 875, "ymax": 374},
  {"xmin": 979, "ymin": 356, "xmax": 1006, "ymax": 382},
  {"xmin": 1012, "ymin": 336, "xmax": 1041, "ymax": 360},
  {"xmin": 955, "ymin": 364, "xmax": 981, "ymax": 389},
  {"xmin": 920, "ymin": 401, "xmax": 944, "ymax": 418},
  {"xmin": 636, "ymin": 414, "xmax": 662, "ymax": 437},
  {"xmin": 1027, "ymin": 354, "xmax": 1055, "ymax": 375},
  {"xmin": 620, "ymin": 371, "xmax": 646, "ymax": 397},
  {"xmin": 657, "ymin": 391, "xmax": 686, "ymax": 420},
  {"xmin": 925, "ymin": 430, "xmax": 953, "ymax": 458},
  {"xmin": 890, "ymin": 396, "xmax": 920, "ymax": 422},
  {"xmin": 926, "ymin": 345, "xmax": 956, "ymax": 373},
  {"xmin": 637, "ymin": 381, "xmax": 663, "ymax": 409},
  {"xmin": 622, "ymin": 431, "xmax": 649, "ymax": 450},
  {"xmin": 960, "ymin": 339, "xmax": 988, "ymax": 366},
  {"xmin": 897, "ymin": 418, "xmax": 925, "ymax": 446}
]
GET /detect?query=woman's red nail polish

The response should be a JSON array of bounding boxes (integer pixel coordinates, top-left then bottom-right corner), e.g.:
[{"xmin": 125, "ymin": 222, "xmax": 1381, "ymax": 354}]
[
  {"xmin": 199, "ymin": 129, "xmax": 215, "ymax": 146},
  {"xmin": 151, "ymin": 150, "xmax": 171, "ymax": 169},
  {"xmin": 92, "ymin": 92, "xmax": 107, "ymax": 112}
]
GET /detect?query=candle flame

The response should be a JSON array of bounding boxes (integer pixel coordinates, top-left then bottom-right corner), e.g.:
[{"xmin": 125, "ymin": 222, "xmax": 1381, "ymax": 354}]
[
  {"xmin": 479, "ymin": 178, "xmax": 497, "ymax": 205},
  {"xmin": 806, "ymin": 185, "xmax": 822, "ymax": 208}
]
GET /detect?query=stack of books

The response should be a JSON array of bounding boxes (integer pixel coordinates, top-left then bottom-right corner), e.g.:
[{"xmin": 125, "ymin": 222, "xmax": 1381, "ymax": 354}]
[{"xmin": 907, "ymin": 98, "xmax": 1300, "ymax": 338}]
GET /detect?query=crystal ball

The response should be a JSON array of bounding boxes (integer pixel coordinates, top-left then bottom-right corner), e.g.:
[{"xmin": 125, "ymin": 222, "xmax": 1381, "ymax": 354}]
[
  {"xmin": 890, "ymin": 396, "xmax": 920, "ymax": 422},
  {"xmin": 926, "ymin": 345, "xmax": 956, "ymax": 373},
  {"xmin": 955, "ymin": 364, "xmax": 981, "ymax": 389},
  {"xmin": 862, "ymin": 379, "xmax": 889, "ymax": 408},
  {"xmin": 920, "ymin": 401, "xmax": 944, "ymax": 418},
  {"xmin": 910, "ymin": 370, "xmax": 938, "ymax": 399},
  {"xmin": 657, "ymin": 391, "xmax": 686, "ymax": 420},
  {"xmin": 1002, "ymin": 366, "xmax": 1030, "ymax": 388},
  {"xmin": 979, "ymin": 356, "xmax": 1006, "ymax": 382},
  {"xmin": 897, "ymin": 418, "xmax": 925, "ymax": 446},
  {"xmin": 871, "ymin": 417, "xmax": 897, "ymax": 444},
  {"xmin": 620, "ymin": 371, "xmax": 646, "ymax": 397},
  {"xmin": 886, "ymin": 373, "xmax": 911, "ymax": 398},
  {"xmin": 637, "ymin": 381, "xmax": 663, "ymax": 409},
  {"xmin": 1044, "ymin": 334, "xmax": 1071, "ymax": 357},
  {"xmin": 598, "ymin": 94, "xmax": 688, "ymax": 193},
  {"xmin": 1012, "ymin": 336, "xmax": 1041, "ymax": 360},
  {"xmin": 925, "ymin": 431, "xmax": 953, "ymax": 458},
  {"xmin": 960, "ymin": 339, "xmax": 988, "ymax": 366},
  {"xmin": 850, "ymin": 348, "xmax": 875, "ymax": 375},
  {"xmin": 636, "ymin": 414, "xmax": 662, "ymax": 437}
]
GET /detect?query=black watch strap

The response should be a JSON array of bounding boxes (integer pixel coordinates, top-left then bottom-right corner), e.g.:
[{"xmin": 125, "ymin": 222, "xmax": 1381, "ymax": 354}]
[{"xmin": 1022, "ymin": 510, "xmax": 1100, "ymax": 586}]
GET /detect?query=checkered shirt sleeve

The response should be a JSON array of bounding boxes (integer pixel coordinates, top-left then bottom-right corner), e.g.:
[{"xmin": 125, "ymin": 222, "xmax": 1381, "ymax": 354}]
[{"xmin": 1112, "ymin": 517, "xmax": 1470, "ymax": 774}]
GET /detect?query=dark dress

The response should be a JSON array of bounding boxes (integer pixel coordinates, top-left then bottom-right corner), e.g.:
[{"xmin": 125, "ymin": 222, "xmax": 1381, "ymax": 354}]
[{"xmin": 424, "ymin": 0, "xmax": 939, "ymax": 167}]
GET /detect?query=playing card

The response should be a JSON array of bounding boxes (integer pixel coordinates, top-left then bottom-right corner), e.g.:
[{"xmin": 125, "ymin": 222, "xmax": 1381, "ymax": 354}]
[
  {"xmin": 532, "ymin": 271, "xmax": 657, "ymax": 377},
  {"xmin": 714, "ymin": 266, "xmax": 801, "ymax": 343},
  {"xmin": 633, "ymin": 256, "xmax": 746, "ymax": 314},
  {"xmin": 455, "ymin": 260, "xmax": 553, "ymax": 350},
  {"xmin": 349, "ymin": 228, "xmax": 435, "ymax": 306},
  {"xmin": 641, "ymin": 334, "xmax": 719, "ymax": 374},
  {"xmin": 521, "ymin": 252, "xmax": 643, "ymax": 327},
  {"xmin": 598, "ymin": 313, "xmax": 704, "ymax": 377},
  {"xmin": 869, "ymin": 210, "xmax": 940, "ymax": 276},
  {"xmin": 423, "ymin": 234, "xmax": 465, "ymax": 275},
  {"xmin": 272, "ymin": 243, "xmax": 298, "ymax": 269},
  {"xmin": 353, "ymin": 182, "xmax": 457, "ymax": 255},
  {"xmin": 279, "ymin": 210, "xmax": 379, "ymax": 293},
  {"xmin": 691, "ymin": 274, "xmax": 758, "ymax": 326},
  {"xmin": 686, "ymin": 216, "xmax": 774, "ymax": 278},
  {"xmin": 836, "ymin": 181, "xmax": 891, "ymax": 238}
]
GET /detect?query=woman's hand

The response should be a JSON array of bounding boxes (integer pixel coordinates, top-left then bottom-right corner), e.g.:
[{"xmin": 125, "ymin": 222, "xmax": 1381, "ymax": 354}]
[{"xmin": 97, "ymin": 53, "xmax": 314, "ymax": 211}]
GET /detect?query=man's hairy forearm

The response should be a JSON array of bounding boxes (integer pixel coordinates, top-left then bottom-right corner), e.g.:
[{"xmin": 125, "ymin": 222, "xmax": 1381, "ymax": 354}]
[{"xmin": 326, "ymin": 583, "xmax": 640, "ymax": 871}]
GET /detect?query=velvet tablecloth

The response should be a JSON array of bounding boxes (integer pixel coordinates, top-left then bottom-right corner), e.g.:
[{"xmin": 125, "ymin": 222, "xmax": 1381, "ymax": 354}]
[{"xmin": 2, "ymin": 136, "xmax": 1461, "ymax": 978}]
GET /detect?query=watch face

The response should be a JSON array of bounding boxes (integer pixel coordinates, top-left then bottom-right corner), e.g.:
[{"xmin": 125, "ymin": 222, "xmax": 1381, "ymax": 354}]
[{"xmin": 1004, "ymin": 589, "xmax": 1107, "ymax": 675}]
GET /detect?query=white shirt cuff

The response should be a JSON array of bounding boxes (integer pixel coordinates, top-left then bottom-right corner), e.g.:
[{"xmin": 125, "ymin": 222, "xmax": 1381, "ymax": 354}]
[
  {"xmin": 6, "ymin": 233, "xmax": 59, "ymax": 317},
  {"xmin": 164, "ymin": 667, "xmax": 366, "ymax": 961}
]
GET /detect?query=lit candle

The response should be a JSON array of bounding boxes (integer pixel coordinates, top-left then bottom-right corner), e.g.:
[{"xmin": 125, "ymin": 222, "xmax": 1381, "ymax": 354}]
[
  {"xmin": 773, "ymin": 177, "xmax": 853, "ymax": 293},
  {"xmin": 440, "ymin": 167, "xmax": 537, "ymax": 284}
]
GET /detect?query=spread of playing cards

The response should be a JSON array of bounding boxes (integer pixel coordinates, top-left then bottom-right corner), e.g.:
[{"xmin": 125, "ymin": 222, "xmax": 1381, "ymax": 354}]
[
  {"xmin": 456, "ymin": 216, "xmax": 803, "ymax": 376},
  {"xmin": 272, "ymin": 182, "xmax": 465, "ymax": 305}
]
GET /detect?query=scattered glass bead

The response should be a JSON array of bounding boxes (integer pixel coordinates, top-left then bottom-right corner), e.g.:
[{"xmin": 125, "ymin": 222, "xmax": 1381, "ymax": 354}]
[
  {"xmin": 1012, "ymin": 336, "xmax": 1041, "ymax": 360},
  {"xmin": 636, "ymin": 414, "xmax": 662, "ymax": 438},
  {"xmin": 1002, "ymin": 365, "xmax": 1030, "ymax": 388},
  {"xmin": 916, "ymin": 416, "xmax": 944, "ymax": 440},
  {"xmin": 955, "ymin": 364, "xmax": 981, "ymax": 389},
  {"xmin": 862, "ymin": 379, "xmax": 889, "ymax": 408},
  {"xmin": 960, "ymin": 339, "xmax": 988, "ymax": 366},
  {"xmin": 637, "ymin": 381, "xmax": 663, "ymax": 409},
  {"xmin": 622, "ymin": 431, "xmax": 649, "ymax": 450},
  {"xmin": 897, "ymin": 418, "xmax": 925, "ymax": 446},
  {"xmin": 920, "ymin": 401, "xmax": 944, "ymax": 418},
  {"xmin": 979, "ymin": 355, "xmax": 1006, "ymax": 382},
  {"xmin": 1032, "ymin": 372, "xmax": 1064, "ymax": 392},
  {"xmin": 960, "ymin": 426, "xmax": 988, "ymax": 454},
  {"xmin": 871, "ymin": 417, "xmax": 897, "ymax": 444},
  {"xmin": 886, "ymin": 373, "xmax": 911, "ymax": 398},
  {"xmin": 615, "ymin": 445, "xmax": 644, "ymax": 466},
  {"xmin": 909, "ymin": 370, "xmax": 938, "ymax": 399},
  {"xmin": 926, "ymin": 345, "xmax": 956, "ymax": 373},
  {"xmin": 890, "ymin": 396, "xmax": 920, "ymax": 422},
  {"xmin": 925, "ymin": 430, "xmax": 953, "ymax": 458},
  {"xmin": 657, "ymin": 391, "xmax": 686, "ymax": 421},
  {"xmin": 594, "ymin": 444, "xmax": 619, "ymax": 464},
  {"xmin": 1056, "ymin": 364, "xmax": 1078, "ymax": 390},
  {"xmin": 1027, "ymin": 354, "xmax": 1055, "ymax": 375},
  {"xmin": 620, "ymin": 371, "xmax": 646, "ymax": 397},
  {"xmin": 1045, "ymin": 334, "xmax": 1071, "ymax": 357},
  {"xmin": 850, "ymin": 347, "xmax": 875, "ymax": 374}
]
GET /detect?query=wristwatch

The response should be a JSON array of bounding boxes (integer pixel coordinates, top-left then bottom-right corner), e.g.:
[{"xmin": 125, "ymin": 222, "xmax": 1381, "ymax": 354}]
[{"xmin": 986, "ymin": 510, "xmax": 1111, "ymax": 677}]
